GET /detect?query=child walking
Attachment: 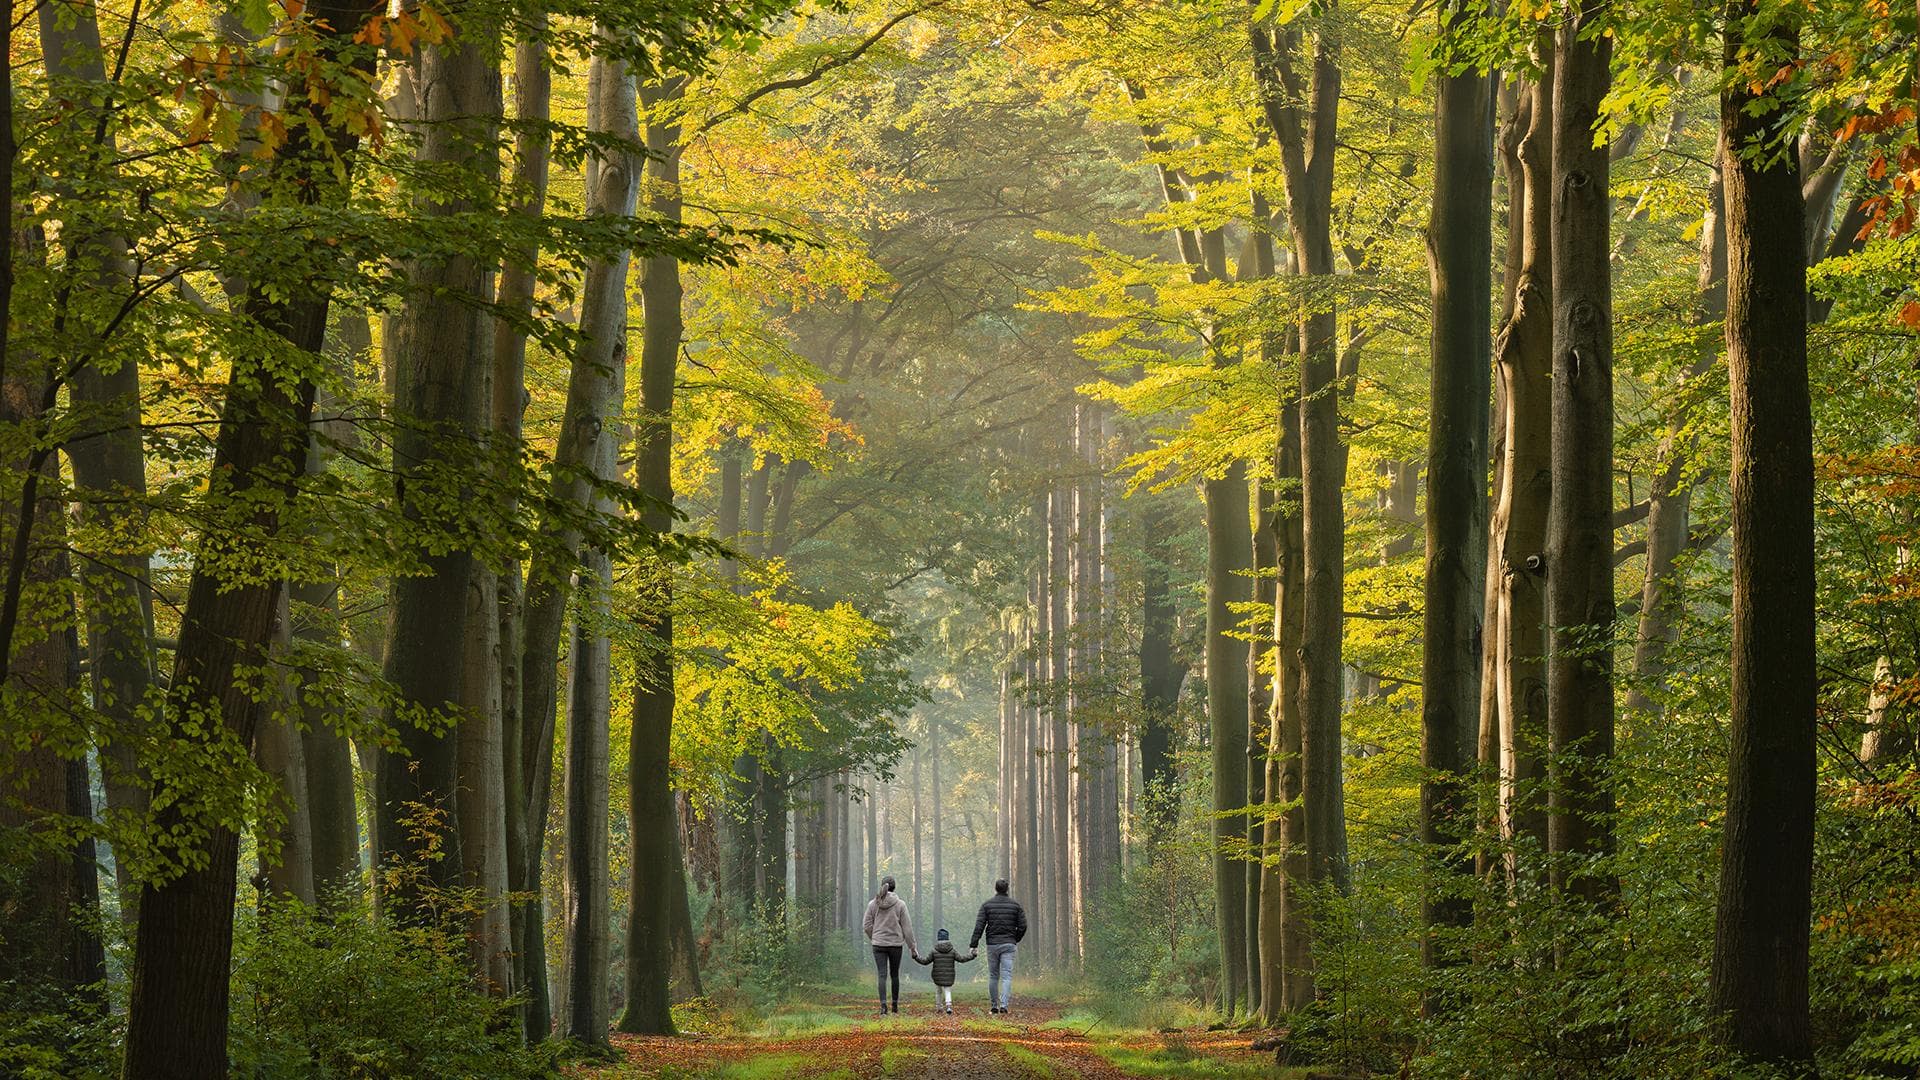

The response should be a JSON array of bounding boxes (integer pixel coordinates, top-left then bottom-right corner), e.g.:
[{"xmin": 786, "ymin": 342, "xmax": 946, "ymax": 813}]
[{"xmin": 912, "ymin": 929, "xmax": 977, "ymax": 1014}]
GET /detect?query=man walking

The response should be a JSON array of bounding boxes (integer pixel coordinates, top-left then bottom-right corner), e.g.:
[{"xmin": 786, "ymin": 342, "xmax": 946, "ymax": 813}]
[{"xmin": 969, "ymin": 879, "xmax": 1027, "ymax": 1015}]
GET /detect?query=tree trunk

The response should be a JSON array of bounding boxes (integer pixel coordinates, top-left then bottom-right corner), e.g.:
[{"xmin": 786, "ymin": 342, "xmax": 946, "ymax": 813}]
[
  {"xmin": 1247, "ymin": 474, "xmax": 1274, "ymax": 1017},
  {"xmin": 932, "ymin": 724, "xmax": 945, "ymax": 935},
  {"xmin": 296, "ymin": 334, "xmax": 369, "ymax": 909},
  {"xmin": 38, "ymin": 3, "xmax": 158, "ymax": 919},
  {"xmin": 1205, "ymin": 458, "xmax": 1252, "ymax": 1012},
  {"xmin": 1545, "ymin": 0, "xmax": 1616, "ymax": 908},
  {"xmin": 1627, "ymin": 163, "xmax": 1725, "ymax": 718},
  {"xmin": 555, "ymin": 43, "xmax": 640, "ymax": 1045},
  {"xmin": 0, "ymin": 376, "xmax": 107, "ymax": 1004},
  {"xmin": 563, "ymin": 547, "xmax": 613, "ymax": 1043},
  {"xmin": 376, "ymin": 30, "xmax": 502, "ymax": 917},
  {"xmin": 1493, "ymin": 52, "xmax": 1554, "ymax": 856},
  {"xmin": 256, "ymin": 599, "xmax": 316, "ymax": 907},
  {"xmin": 1138, "ymin": 502, "xmax": 1180, "ymax": 838},
  {"xmin": 619, "ymin": 66, "xmax": 687, "ymax": 1036},
  {"xmin": 497, "ymin": 19, "xmax": 554, "ymax": 1038},
  {"xmin": 1709, "ymin": 2, "xmax": 1814, "ymax": 1060},
  {"xmin": 1420, "ymin": 2, "xmax": 1493, "ymax": 993},
  {"xmin": 1253, "ymin": 13, "xmax": 1349, "ymax": 948},
  {"xmin": 120, "ymin": 0, "xmax": 371, "ymax": 1067},
  {"xmin": 1000, "ymin": 653, "xmax": 1015, "ymax": 881},
  {"xmin": 1019, "ymin": 554, "xmax": 1043, "ymax": 934},
  {"xmin": 1049, "ymin": 481, "xmax": 1076, "ymax": 969},
  {"xmin": 912, "ymin": 732, "xmax": 924, "ymax": 911}
]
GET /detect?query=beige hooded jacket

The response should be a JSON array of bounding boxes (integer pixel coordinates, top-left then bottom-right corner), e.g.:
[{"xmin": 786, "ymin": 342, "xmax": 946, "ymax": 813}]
[{"xmin": 862, "ymin": 889, "xmax": 919, "ymax": 955}]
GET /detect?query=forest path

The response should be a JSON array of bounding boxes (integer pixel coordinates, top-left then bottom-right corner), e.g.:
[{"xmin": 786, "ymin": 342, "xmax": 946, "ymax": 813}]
[{"xmin": 595, "ymin": 991, "xmax": 1272, "ymax": 1078}]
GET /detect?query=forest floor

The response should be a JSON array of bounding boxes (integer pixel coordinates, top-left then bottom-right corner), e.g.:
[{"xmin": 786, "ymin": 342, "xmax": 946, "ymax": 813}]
[{"xmin": 582, "ymin": 987, "xmax": 1308, "ymax": 1079}]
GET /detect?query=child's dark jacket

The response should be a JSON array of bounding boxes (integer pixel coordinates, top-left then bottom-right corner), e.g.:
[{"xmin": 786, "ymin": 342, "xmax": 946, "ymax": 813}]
[{"xmin": 913, "ymin": 940, "xmax": 976, "ymax": 987}]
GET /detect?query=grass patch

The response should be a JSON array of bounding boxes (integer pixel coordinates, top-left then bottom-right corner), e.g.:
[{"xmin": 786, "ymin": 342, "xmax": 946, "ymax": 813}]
[
  {"xmin": 756, "ymin": 1008, "xmax": 854, "ymax": 1038},
  {"xmin": 693, "ymin": 1052, "xmax": 812, "ymax": 1080},
  {"xmin": 879, "ymin": 1042, "xmax": 927, "ymax": 1076},
  {"xmin": 1003, "ymin": 1044, "xmax": 1064, "ymax": 1077},
  {"xmin": 1039, "ymin": 1010, "xmax": 1109, "ymax": 1037},
  {"xmin": 1096, "ymin": 1043, "xmax": 1283, "ymax": 1079}
]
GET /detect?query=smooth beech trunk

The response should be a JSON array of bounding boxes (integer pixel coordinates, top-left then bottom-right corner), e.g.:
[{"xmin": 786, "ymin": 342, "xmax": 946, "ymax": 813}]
[
  {"xmin": 1492, "ymin": 54, "xmax": 1553, "ymax": 855},
  {"xmin": 497, "ymin": 20, "xmax": 555, "ymax": 1038},
  {"xmin": 1247, "ymin": 475, "xmax": 1275, "ymax": 1015},
  {"xmin": 1049, "ymin": 481, "xmax": 1075, "ymax": 968},
  {"xmin": 1709, "ymin": 1, "xmax": 1815, "ymax": 1061},
  {"xmin": 1420, "ymin": 3, "xmax": 1493, "ymax": 990},
  {"xmin": 376, "ymin": 31, "xmax": 501, "ymax": 920},
  {"xmin": 121, "ymin": 1, "xmax": 371, "ymax": 1070},
  {"xmin": 619, "ymin": 65, "xmax": 684, "ymax": 1037},
  {"xmin": 37, "ymin": 4, "xmax": 157, "ymax": 915},
  {"xmin": 1, "ymin": 378, "xmax": 107, "ymax": 1002},
  {"xmin": 256, "ymin": 605, "xmax": 316, "ymax": 907},
  {"xmin": 554, "ymin": 44, "xmax": 640, "ymax": 1045},
  {"xmin": 1253, "ymin": 14, "xmax": 1349, "ymax": 1006},
  {"xmin": 1138, "ymin": 501, "xmax": 1179, "ymax": 838},
  {"xmin": 1545, "ymin": 1, "xmax": 1616, "ymax": 908}
]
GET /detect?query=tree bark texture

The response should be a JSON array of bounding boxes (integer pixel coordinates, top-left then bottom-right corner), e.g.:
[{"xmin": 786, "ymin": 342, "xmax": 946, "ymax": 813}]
[
  {"xmin": 1545, "ymin": 2, "xmax": 1617, "ymax": 907},
  {"xmin": 1205, "ymin": 459, "xmax": 1252, "ymax": 1013},
  {"xmin": 121, "ymin": 0, "xmax": 372, "ymax": 1069},
  {"xmin": 496, "ymin": 20, "xmax": 554, "ymax": 1037},
  {"xmin": 620, "ymin": 68, "xmax": 686, "ymax": 1035},
  {"xmin": 1709, "ymin": 2, "xmax": 1815, "ymax": 1061},
  {"xmin": 375, "ymin": 31, "xmax": 502, "ymax": 916},
  {"xmin": 1493, "ymin": 57, "xmax": 1553, "ymax": 856},
  {"xmin": 1420, "ymin": 8, "xmax": 1493, "ymax": 987}
]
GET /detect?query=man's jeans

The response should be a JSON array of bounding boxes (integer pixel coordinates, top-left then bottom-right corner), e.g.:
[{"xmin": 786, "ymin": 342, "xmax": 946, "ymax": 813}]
[{"xmin": 987, "ymin": 943, "xmax": 1017, "ymax": 1009}]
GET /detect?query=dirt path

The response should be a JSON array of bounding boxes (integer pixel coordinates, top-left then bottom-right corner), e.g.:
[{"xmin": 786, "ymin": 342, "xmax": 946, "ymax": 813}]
[{"xmin": 598, "ymin": 994, "xmax": 1170, "ymax": 1078}]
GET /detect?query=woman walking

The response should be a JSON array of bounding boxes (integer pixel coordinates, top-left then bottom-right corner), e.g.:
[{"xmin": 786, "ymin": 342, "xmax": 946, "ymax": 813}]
[{"xmin": 862, "ymin": 876, "xmax": 919, "ymax": 1013}]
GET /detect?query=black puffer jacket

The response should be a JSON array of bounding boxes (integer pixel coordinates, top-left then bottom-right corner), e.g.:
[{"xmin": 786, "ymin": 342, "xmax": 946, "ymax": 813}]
[
  {"xmin": 970, "ymin": 894, "xmax": 1027, "ymax": 949},
  {"xmin": 913, "ymin": 940, "xmax": 976, "ymax": 986}
]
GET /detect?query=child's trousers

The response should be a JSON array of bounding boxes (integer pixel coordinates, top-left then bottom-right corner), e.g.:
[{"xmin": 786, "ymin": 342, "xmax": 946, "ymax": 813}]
[{"xmin": 936, "ymin": 986, "xmax": 952, "ymax": 1010}]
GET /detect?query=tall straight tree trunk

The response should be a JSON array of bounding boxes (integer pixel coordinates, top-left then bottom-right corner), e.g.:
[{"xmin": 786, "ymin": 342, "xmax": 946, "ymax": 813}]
[
  {"xmin": 37, "ymin": 5, "xmax": 157, "ymax": 916},
  {"xmin": 1049, "ymin": 481, "xmax": 1076, "ymax": 969},
  {"xmin": 1493, "ymin": 53, "xmax": 1554, "ymax": 855},
  {"xmin": 257, "ymin": 606, "xmax": 316, "ymax": 906},
  {"xmin": 1, "ymin": 377, "xmax": 107, "ymax": 1004},
  {"xmin": 1247, "ymin": 475, "xmax": 1276, "ymax": 1016},
  {"xmin": 376, "ymin": 29, "xmax": 502, "ymax": 917},
  {"xmin": 1545, "ymin": 0, "xmax": 1616, "ymax": 908},
  {"xmin": 1205, "ymin": 457, "xmax": 1252, "ymax": 1012},
  {"xmin": 619, "ymin": 66, "xmax": 688, "ymax": 1036},
  {"xmin": 497, "ymin": 19, "xmax": 554, "ymax": 1038},
  {"xmin": 296, "ymin": 328, "xmax": 370, "ymax": 909},
  {"xmin": 867, "ymin": 775, "xmax": 880, "ymax": 903},
  {"xmin": 1480, "ymin": 79, "xmax": 1518, "ymax": 864},
  {"xmin": 560, "ymin": 44, "xmax": 641, "ymax": 1045},
  {"xmin": 1709, "ymin": 2, "xmax": 1814, "ymax": 1061},
  {"xmin": 1253, "ymin": 14, "xmax": 1348, "ymax": 1005},
  {"xmin": 563, "ymin": 550, "xmax": 612, "ymax": 1044},
  {"xmin": 120, "ymin": 1, "xmax": 372, "ymax": 1070},
  {"xmin": 1019, "ymin": 554, "xmax": 1043, "ymax": 932},
  {"xmin": 1136, "ymin": 92, "xmax": 1249, "ymax": 1005},
  {"xmin": 1263, "ymin": 367, "xmax": 1312, "ymax": 1017},
  {"xmin": 459, "ymin": 308, "xmax": 513, "ymax": 995},
  {"xmin": 932, "ymin": 724, "xmax": 945, "ymax": 934},
  {"xmin": 1006, "ymin": 641, "xmax": 1021, "ymax": 880},
  {"xmin": 1420, "ymin": 2, "xmax": 1493, "ymax": 991},
  {"xmin": 912, "ymin": 732, "xmax": 924, "ymax": 909},
  {"xmin": 1138, "ymin": 501, "xmax": 1180, "ymax": 836}
]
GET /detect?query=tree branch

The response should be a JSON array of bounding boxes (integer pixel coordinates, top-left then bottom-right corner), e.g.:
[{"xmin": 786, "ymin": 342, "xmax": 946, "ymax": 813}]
[{"xmin": 692, "ymin": 6, "xmax": 934, "ymax": 138}]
